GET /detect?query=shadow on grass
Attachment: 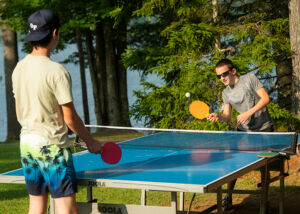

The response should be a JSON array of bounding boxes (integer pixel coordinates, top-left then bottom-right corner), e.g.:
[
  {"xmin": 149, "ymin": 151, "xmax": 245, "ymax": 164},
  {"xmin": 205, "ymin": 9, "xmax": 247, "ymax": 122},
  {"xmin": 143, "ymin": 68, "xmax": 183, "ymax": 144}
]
[
  {"xmin": 225, "ymin": 185, "xmax": 300, "ymax": 214},
  {"xmin": 0, "ymin": 185, "xmax": 28, "ymax": 201}
]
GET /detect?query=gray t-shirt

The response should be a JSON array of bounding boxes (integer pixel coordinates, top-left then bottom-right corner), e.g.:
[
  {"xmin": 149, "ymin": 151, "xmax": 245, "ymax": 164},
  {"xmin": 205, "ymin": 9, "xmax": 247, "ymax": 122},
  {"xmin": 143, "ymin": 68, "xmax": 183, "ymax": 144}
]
[{"xmin": 222, "ymin": 73, "xmax": 273, "ymax": 131}]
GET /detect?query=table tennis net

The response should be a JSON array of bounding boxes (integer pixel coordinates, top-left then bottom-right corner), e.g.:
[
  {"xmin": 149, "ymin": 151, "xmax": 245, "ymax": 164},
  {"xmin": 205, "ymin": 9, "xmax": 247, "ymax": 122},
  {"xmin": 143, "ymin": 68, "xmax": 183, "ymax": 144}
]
[{"xmin": 85, "ymin": 125, "xmax": 298, "ymax": 153}]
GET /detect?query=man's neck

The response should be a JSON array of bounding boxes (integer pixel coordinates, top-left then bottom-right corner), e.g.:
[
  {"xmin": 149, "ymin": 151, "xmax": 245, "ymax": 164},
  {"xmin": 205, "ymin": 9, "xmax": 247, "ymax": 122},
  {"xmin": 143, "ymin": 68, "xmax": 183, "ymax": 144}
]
[
  {"xmin": 30, "ymin": 46, "xmax": 50, "ymax": 57},
  {"xmin": 233, "ymin": 75, "xmax": 239, "ymax": 83},
  {"xmin": 229, "ymin": 75, "xmax": 240, "ymax": 87}
]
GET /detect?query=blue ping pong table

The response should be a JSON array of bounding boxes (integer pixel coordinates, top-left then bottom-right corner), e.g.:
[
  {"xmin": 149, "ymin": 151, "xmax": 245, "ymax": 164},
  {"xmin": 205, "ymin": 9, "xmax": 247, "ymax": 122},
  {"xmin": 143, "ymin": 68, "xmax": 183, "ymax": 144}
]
[{"xmin": 0, "ymin": 130, "xmax": 298, "ymax": 214}]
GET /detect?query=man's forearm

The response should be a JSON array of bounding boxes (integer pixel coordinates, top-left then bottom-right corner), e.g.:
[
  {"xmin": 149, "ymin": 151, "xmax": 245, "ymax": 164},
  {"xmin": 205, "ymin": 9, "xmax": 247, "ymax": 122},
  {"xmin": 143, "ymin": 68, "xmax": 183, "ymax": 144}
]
[
  {"xmin": 62, "ymin": 102, "xmax": 96, "ymax": 144},
  {"xmin": 218, "ymin": 113, "xmax": 231, "ymax": 122},
  {"xmin": 245, "ymin": 96, "xmax": 270, "ymax": 118},
  {"xmin": 65, "ymin": 114, "xmax": 95, "ymax": 143},
  {"xmin": 246, "ymin": 87, "xmax": 270, "ymax": 117}
]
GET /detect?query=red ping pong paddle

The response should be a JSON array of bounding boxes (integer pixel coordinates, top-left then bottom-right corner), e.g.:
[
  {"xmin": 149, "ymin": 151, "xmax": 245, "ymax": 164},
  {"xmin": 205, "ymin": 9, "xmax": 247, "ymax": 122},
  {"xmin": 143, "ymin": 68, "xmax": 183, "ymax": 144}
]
[
  {"xmin": 74, "ymin": 137, "xmax": 122, "ymax": 165},
  {"xmin": 101, "ymin": 142, "xmax": 122, "ymax": 165}
]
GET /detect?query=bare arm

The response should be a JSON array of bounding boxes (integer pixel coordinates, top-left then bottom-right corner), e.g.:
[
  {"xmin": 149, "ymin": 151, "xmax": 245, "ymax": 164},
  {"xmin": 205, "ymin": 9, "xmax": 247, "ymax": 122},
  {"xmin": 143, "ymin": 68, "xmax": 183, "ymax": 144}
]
[
  {"xmin": 218, "ymin": 104, "xmax": 232, "ymax": 122},
  {"xmin": 61, "ymin": 102, "xmax": 103, "ymax": 153},
  {"xmin": 237, "ymin": 87, "xmax": 270, "ymax": 124}
]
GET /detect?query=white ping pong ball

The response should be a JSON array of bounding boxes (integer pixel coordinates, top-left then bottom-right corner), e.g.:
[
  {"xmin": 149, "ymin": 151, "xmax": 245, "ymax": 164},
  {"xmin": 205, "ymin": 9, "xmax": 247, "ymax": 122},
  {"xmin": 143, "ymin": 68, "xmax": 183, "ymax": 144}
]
[{"xmin": 185, "ymin": 92, "xmax": 190, "ymax": 98}]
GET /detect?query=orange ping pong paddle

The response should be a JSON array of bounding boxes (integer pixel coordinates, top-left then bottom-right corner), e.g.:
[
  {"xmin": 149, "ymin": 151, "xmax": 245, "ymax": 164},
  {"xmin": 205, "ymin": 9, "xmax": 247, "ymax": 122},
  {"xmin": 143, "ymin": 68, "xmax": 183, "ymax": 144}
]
[{"xmin": 189, "ymin": 100, "xmax": 218, "ymax": 121}]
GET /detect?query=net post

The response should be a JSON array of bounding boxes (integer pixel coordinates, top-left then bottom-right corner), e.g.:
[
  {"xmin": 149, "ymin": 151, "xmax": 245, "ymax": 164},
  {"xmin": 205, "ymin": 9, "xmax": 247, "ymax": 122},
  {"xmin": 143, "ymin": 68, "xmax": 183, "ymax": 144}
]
[{"xmin": 291, "ymin": 133, "xmax": 298, "ymax": 154}]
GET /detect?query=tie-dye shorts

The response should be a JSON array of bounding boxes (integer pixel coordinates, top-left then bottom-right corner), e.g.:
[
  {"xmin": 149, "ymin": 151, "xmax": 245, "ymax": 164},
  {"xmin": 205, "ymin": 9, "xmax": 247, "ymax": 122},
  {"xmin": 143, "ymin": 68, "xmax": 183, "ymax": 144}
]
[{"xmin": 20, "ymin": 134, "xmax": 77, "ymax": 198}]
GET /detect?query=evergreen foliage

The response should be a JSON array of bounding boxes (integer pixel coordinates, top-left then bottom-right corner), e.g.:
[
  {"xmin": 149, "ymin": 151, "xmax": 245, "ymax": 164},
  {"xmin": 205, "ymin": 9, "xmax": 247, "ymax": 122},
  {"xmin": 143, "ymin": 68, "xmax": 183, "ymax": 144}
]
[
  {"xmin": 125, "ymin": 0, "xmax": 299, "ymax": 131},
  {"xmin": 268, "ymin": 103, "xmax": 300, "ymax": 132},
  {"xmin": 0, "ymin": 0, "xmax": 299, "ymax": 131}
]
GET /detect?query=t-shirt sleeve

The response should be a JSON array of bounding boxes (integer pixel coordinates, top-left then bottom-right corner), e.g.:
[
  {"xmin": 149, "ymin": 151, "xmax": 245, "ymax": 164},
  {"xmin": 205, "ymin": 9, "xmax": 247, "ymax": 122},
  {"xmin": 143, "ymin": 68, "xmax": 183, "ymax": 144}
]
[
  {"xmin": 52, "ymin": 66, "xmax": 73, "ymax": 105},
  {"xmin": 222, "ymin": 90, "xmax": 230, "ymax": 105},
  {"xmin": 248, "ymin": 73, "xmax": 263, "ymax": 91},
  {"xmin": 12, "ymin": 61, "xmax": 22, "ymax": 99}
]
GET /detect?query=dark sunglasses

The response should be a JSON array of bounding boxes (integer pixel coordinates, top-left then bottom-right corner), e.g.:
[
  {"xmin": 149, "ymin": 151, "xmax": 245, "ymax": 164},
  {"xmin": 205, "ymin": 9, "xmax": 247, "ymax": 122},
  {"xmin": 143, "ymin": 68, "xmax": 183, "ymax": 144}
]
[{"xmin": 217, "ymin": 70, "xmax": 231, "ymax": 79}]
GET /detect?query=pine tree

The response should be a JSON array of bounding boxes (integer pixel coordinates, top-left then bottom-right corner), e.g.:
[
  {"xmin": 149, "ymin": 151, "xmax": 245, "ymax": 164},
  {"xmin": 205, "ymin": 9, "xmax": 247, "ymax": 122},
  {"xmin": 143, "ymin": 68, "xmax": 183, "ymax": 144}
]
[{"xmin": 124, "ymin": 0, "xmax": 300, "ymax": 131}]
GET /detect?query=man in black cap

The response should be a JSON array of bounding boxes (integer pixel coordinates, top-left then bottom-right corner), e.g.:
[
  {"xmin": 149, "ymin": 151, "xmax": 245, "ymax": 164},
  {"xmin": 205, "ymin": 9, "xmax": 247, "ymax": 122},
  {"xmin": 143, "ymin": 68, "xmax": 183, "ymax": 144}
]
[{"xmin": 12, "ymin": 9, "xmax": 103, "ymax": 214}]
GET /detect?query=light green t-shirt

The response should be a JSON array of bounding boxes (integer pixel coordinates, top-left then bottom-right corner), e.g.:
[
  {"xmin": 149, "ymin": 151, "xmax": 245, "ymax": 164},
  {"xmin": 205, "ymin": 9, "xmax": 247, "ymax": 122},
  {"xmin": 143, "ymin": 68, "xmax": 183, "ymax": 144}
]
[{"xmin": 12, "ymin": 54, "xmax": 73, "ymax": 147}]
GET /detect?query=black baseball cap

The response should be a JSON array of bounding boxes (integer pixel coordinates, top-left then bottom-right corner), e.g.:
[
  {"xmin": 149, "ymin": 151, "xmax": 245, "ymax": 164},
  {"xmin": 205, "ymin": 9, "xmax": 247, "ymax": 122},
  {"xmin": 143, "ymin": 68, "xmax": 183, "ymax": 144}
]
[{"xmin": 24, "ymin": 9, "xmax": 60, "ymax": 42}]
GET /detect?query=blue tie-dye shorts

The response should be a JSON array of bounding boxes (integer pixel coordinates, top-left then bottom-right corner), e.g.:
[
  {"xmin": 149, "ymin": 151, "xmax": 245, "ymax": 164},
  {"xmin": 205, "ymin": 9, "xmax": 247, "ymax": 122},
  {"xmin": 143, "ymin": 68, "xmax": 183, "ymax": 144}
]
[{"xmin": 20, "ymin": 134, "xmax": 77, "ymax": 198}]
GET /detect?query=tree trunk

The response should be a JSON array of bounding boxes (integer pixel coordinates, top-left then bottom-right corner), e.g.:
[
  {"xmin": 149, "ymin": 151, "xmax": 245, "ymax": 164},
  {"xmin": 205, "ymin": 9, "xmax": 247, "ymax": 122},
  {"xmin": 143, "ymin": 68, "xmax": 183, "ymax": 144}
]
[
  {"xmin": 2, "ymin": 25, "xmax": 20, "ymax": 140},
  {"xmin": 289, "ymin": 0, "xmax": 300, "ymax": 116},
  {"xmin": 103, "ymin": 20, "xmax": 122, "ymax": 125},
  {"xmin": 95, "ymin": 21, "xmax": 108, "ymax": 125},
  {"xmin": 116, "ymin": 20, "xmax": 131, "ymax": 126},
  {"xmin": 212, "ymin": 0, "xmax": 220, "ymax": 50},
  {"xmin": 84, "ymin": 28, "xmax": 103, "ymax": 124},
  {"xmin": 276, "ymin": 60, "xmax": 293, "ymax": 111},
  {"xmin": 75, "ymin": 28, "xmax": 90, "ymax": 125}
]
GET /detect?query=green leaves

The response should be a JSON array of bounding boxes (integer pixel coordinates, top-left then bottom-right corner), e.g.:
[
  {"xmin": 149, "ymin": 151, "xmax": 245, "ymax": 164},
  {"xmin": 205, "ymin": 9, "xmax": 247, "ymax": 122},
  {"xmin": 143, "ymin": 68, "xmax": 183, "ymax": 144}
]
[
  {"xmin": 268, "ymin": 103, "xmax": 300, "ymax": 132},
  {"xmin": 227, "ymin": 18, "xmax": 290, "ymax": 74},
  {"xmin": 130, "ymin": 81, "xmax": 230, "ymax": 130},
  {"xmin": 2, "ymin": 0, "xmax": 296, "ymax": 131},
  {"xmin": 127, "ymin": 0, "xmax": 297, "ymax": 131},
  {"xmin": 165, "ymin": 23, "xmax": 215, "ymax": 55}
]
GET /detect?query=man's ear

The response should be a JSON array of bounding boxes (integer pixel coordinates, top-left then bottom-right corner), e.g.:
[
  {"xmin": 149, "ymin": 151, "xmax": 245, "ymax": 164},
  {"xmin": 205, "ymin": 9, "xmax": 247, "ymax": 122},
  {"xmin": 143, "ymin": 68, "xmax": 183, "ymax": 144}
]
[
  {"xmin": 231, "ymin": 68, "xmax": 237, "ymax": 75},
  {"xmin": 52, "ymin": 29, "xmax": 58, "ymax": 38}
]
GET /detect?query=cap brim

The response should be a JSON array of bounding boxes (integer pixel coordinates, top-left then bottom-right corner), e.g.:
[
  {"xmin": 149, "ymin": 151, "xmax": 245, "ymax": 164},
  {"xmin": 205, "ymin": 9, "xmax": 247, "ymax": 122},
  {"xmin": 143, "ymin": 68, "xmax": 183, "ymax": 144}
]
[{"xmin": 24, "ymin": 30, "xmax": 50, "ymax": 42}]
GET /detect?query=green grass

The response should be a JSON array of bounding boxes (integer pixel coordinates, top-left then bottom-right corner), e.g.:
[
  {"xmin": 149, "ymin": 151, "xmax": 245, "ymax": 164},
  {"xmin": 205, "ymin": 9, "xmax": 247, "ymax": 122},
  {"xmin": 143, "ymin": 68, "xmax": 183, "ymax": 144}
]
[
  {"xmin": 0, "ymin": 184, "xmax": 28, "ymax": 214},
  {"xmin": 0, "ymin": 141, "xmax": 28, "ymax": 214},
  {"xmin": 1, "ymin": 142, "xmax": 300, "ymax": 213}
]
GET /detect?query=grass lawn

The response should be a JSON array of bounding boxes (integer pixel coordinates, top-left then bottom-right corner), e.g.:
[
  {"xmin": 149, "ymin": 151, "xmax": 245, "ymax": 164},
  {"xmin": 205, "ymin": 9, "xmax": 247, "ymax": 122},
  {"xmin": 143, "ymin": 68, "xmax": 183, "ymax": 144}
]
[{"xmin": 1, "ymin": 140, "xmax": 300, "ymax": 214}]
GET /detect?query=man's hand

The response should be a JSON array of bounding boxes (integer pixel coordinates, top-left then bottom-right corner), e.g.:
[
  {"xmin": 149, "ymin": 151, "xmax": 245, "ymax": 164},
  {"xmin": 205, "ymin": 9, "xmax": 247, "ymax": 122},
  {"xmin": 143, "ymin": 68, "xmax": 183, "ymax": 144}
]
[
  {"xmin": 62, "ymin": 102, "xmax": 104, "ymax": 154},
  {"xmin": 237, "ymin": 112, "xmax": 251, "ymax": 125},
  {"xmin": 67, "ymin": 127, "xmax": 73, "ymax": 135},
  {"xmin": 86, "ymin": 140, "xmax": 104, "ymax": 154},
  {"xmin": 207, "ymin": 113, "xmax": 219, "ymax": 122}
]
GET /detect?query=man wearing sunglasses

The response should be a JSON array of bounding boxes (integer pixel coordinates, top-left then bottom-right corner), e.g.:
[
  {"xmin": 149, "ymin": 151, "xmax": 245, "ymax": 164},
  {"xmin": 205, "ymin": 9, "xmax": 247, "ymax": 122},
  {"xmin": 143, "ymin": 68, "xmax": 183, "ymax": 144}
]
[{"xmin": 208, "ymin": 58, "xmax": 273, "ymax": 211}]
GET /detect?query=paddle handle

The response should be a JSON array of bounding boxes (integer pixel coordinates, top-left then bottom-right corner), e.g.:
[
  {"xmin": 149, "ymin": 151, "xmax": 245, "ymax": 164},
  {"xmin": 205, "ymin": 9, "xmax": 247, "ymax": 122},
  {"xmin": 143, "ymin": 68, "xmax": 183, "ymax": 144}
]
[
  {"xmin": 74, "ymin": 135, "xmax": 87, "ymax": 149},
  {"xmin": 207, "ymin": 113, "xmax": 219, "ymax": 121}
]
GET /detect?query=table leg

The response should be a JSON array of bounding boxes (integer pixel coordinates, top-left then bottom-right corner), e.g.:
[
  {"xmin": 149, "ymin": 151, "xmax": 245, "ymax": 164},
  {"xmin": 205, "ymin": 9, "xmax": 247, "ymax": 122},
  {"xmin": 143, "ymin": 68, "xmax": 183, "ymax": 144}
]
[
  {"xmin": 260, "ymin": 164, "xmax": 268, "ymax": 214},
  {"xmin": 49, "ymin": 196, "xmax": 56, "ymax": 214},
  {"xmin": 171, "ymin": 192, "xmax": 177, "ymax": 213},
  {"xmin": 87, "ymin": 186, "xmax": 93, "ymax": 202},
  {"xmin": 141, "ymin": 189, "xmax": 146, "ymax": 206},
  {"xmin": 279, "ymin": 159, "xmax": 285, "ymax": 214},
  {"xmin": 179, "ymin": 192, "xmax": 184, "ymax": 211},
  {"xmin": 217, "ymin": 187, "xmax": 222, "ymax": 214}
]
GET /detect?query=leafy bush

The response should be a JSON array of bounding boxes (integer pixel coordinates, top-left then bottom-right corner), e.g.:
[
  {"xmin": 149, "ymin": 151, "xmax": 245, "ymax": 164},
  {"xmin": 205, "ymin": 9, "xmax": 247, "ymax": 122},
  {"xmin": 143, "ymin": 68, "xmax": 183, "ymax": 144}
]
[{"xmin": 268, "ymin": 102, "xmax": 300, "ymax": 132}]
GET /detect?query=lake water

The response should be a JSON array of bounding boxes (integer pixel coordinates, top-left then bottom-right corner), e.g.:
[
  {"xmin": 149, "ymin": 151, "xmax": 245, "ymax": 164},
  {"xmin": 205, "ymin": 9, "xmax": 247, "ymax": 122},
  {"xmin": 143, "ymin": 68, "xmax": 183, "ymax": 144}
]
[{"xmin": 0, "ymin": 43, "xmax": 161, "ymax": 142}]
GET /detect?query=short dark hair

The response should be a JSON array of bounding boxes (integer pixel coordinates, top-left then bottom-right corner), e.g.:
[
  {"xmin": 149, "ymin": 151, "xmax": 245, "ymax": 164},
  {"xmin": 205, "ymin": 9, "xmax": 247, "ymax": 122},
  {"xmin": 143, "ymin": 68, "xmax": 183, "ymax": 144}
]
[
  {"xmin": 30, "ymin": 29, "xmax": 59, "ymax": 47},
  {"xmin": 216, "ymin": 59, "xmax": 235, "ymax": 70}
]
